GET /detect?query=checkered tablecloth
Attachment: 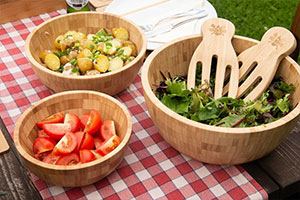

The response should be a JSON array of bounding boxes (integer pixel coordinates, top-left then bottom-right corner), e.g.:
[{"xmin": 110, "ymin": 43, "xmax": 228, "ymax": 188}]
[{"xmin": 0, "ymin": 10, "xmax": 268, "ymax": 200}]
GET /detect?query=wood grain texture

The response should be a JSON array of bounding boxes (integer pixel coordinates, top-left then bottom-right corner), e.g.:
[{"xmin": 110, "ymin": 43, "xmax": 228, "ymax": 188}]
[
  {"xmin": 235, "ymin": 27, "xmax": 296, "ymax": 101},
  {"xmin": 0, "ymin": 118, "xmax": 42, "ymax": 200},
  {"xmin": 25, "ymin": 12, "xmax": 147, "ymax": 95},
  {"xmin": 141, "ymin": 34, "xmax": 300, "ymax": 165},
  {"xmin": 14, "ymin": 91, "xmax": 132, "ymax": 187},
  {"xmin": 0, "ymin": 130, "xmax": 9, "ymax": 154},
  {"xmin": 0, "ymin": 0, "xmax": 66, "ymax": 24},
  {"xmin": 187, "ymin": 18, "xmax": 239, "ymax": 99}
]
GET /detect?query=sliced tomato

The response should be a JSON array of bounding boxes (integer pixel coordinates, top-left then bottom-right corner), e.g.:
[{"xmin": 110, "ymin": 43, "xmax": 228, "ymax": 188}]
[
  {"xmin": 80, "ymin": 113, "xmax": 90, "ymax": 129},
  {"xmin": 34, "ymin": 151, "xmax": 51, "ymax": 161},
  {"xmin": 37, "ymin": 129, "xmax": 49, "ymax": 137},
  {"xmin": 96, "ymin": 135, "xmax": 121, "ymax": 156},
  {"xmin": 74, "ymin": 131, "xmax": 85, "ymax": 153},
  {"xmin": 33, "ymin": 137, "xmax": 57, "ymax": 154},
  {"xmin": 52, "ymin": 132, "xmax": 77, "ymax": 155},
  {"xmin": 64, "ymin": 113, "xmax": 81, "ymax": 133},
  {"xmin": 43, "ymin": 123, "xmax": 72, "ymax": 140},
  {"xmin": 94, "ymin": 137, "xmax": 103, "ymax": 149},
  {"xmin": 80, "ymin": 133, "xmax": 95, "ymax": 150},
  {"xmin": 42, "ymin": 153, "xmax": 60, "ymax": 164},
  {"xmin": 84, "ymin": 109, "xmax": 102, "ymax": 135},
  {"xmin": 100, "ymin": 120, "xmax": 116, "ymax": 141},
  {"xmin": 56, "ymin": 153, "xmax": 80, "ymax": 165},
  {"xmin": 91, "ymin": 150, "xmax": 103, "ymax": 159},
  {"xmin": 80, "ymin": 149, "xmax": 96, "ymax": 163},
  {"xmin": 36, "ymin": 112, "xmax": 64, "ymax": 129}
]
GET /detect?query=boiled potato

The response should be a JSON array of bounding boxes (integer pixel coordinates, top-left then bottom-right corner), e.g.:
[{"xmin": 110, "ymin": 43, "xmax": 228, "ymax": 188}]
[
  {"xmin": 118, "ymin": 46, "xmax": 132, "ymax": 58},
  {"xmin": 39, "ymin": 50, "xmax": 52, "ymax": 63},
  {"xmin": 103, "ymin": 39, "xmax": 122, "ymax": 55},
  {"xmin": 54, "ymin": 35, "xmax": 64, "ymax": 49},
  {"xmin": 80, "ymin": 39, "xmax": 96, "ymax": 51},
  {"xmin": 125, "ymin": 56, "xmax": 135, "ymax": 65},
  {"xmin": 112, "ymin": 27, "xmax": 129, "ymax": 41},
  {"xmin": 44, "ymin": 54, "xmax": 60, "ymax": 71},
  {"xmin": 109, "ymin": 57, "xmax": 123, "ymax": 71},
  {"xmin": 94, "ymin": 55, "xmax": 109, "ymax": 72},
  {"xmin": 60, "ymin": 51, "xmax": 78, "ymax": 65},
  {"xmin": 77, "ymin": 48, "xmax": 93, "ymax": 59},
  {"xmin": 123, "ymin": 41, "xmax": 137, "ymax": 56},
  {"xmin": 85, "ymin": 70, "xmax": 101, "ymax": 76},
  {"xmin": 87, "ymin": 34, "xmax": 96, "ymax": 41},
  {"xmin": 73, "ymin": 32, "xmax": 87, "ymax": 41},
  {"xmin": 77, "ymin": 58, "xmax": 93, "ymax": 73}
]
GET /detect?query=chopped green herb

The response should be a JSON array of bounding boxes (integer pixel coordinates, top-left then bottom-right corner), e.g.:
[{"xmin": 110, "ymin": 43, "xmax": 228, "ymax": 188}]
[
  {"xmin": 72, "ymin": 67, "xmax": 79, "ymax": 73},
  {"xmin": 53, "ymin": 52, "xmax": 60, "ymax": 58},
  {"xmin": 105, "ymin": 42, "xmax": 112, "ymax": 49},
  {"xmin": 70, "ymin": 58, "xmax": 77, "ymax": 66},
  {"xmin": 90, "ymin": 43, "xmax": 95, "ymax": 49},
  {"xmin": 57, "ymin": 65, "xmax": 64, "ymax": 72},
  {"xmin": 115, "ymin": 49, "xmax": 124, "ymax": 57},
  {"xmin": 57, "ymin": 40, "xmax": 61, "ymax": 43},
  {"xmin": 96, "ymin": 29, "xmax": 107, "ymax": 37}
]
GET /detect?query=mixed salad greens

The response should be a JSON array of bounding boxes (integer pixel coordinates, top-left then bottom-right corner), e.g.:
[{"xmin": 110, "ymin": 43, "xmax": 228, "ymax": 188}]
[{"xmin": 155, "ymin": 65, "xmax": 295, "ymax": 128}]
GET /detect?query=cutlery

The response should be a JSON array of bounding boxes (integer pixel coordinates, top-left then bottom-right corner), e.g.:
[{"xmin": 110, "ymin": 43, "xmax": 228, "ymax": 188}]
[
  {"xmin": 140, "ymin": 8, "xmax": 206, "ymax": 31},
  {"xmin": 187, "ymin": 18, "xmax": 239, "ymax": 99},
  {"xmin": 145, "ymin": 11, "xmax": 208, "ymax": 39},
  {"xmin": 223, "ymin": 27, "xmax": 296, "ymax": 101}
]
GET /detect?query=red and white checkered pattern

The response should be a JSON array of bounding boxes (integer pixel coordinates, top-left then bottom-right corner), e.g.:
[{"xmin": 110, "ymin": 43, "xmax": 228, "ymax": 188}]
[{"xmin": 0, "ymin": 10, "xmax": 268, "ymax": 200}]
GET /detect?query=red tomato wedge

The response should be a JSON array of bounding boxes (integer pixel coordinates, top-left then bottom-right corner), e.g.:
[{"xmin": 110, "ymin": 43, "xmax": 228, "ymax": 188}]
[
  {"xmin": 80, "ymin": 113, "xmax": 90, "ymax": 129},
  {"xmin": 94, "ymin": 137, "xmax": 103, "ymax": 149},
  {"xmin": 37, "ymin": 130, "xmax": 49, "ymax": 138},
  {"xmin": 91, "ymin": 150, "xmax": 103, "ymax": 159},
  {"xmin": 80, "ymin": 133, "xmax": 95, "ymax": 150},
  {"xmin": 74, "ymin": 131, "xmax": 85, "ymax": 153},
  {"xmin": 56, "ymin": 153, "xmax": 80, "ymax": 165},
  {"xmin": 36, "ymin": 112, "xmax": 64, "ymax": 129},
  {"xmin": 43, "ymin": 123, "xmax": 72, "ymax": 140},
  {"xmin": 42, "ymin": 153, "xmax": 60, "ymax": 164},
  {"xmin": 34, "ymin": 151, "xmax": 51, "ymax": 161},
  {"xmin": 64, "ymin": 113, "xmax": 81, "ymax": 133},
  {"xmin": 79, "ymin": 149, "xmax": 96, "ymax": 163},
  {"xmin": 33, "ymin": 137, "xmax": 57, "ymax": 154},
  {"xmin": 84, "ymin": 110, "xmax": 102, "ymax": 135},
  {"xmin": 100, "ymin": 120, "xmax": 116, "ymax": 141},
  {"xmin": 96, "ymin": 135, "xmax": 121, "ymax": 156},
  {"xmin": 52, "ymin": 132, "xmax": 77, "ymax": 156}
]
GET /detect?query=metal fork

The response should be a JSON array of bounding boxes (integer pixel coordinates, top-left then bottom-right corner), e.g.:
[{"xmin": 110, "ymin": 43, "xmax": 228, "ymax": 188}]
[{"xmin": 139, "ymin": 8, "xmax": 206, "ymax": 32}]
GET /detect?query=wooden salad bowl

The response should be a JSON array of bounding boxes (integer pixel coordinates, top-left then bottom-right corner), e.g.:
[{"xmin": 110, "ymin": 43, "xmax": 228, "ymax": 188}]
[
  {"xmin": 141, "ymin": 35, "xmax": 300, "ymax": 165},
  {"xmin": 25, "ymin": 12, "xmax": 147, "ymax": 95},
  {"xmin": 14, "ymin": 91, "xmax": 132, "ymax": 187}
]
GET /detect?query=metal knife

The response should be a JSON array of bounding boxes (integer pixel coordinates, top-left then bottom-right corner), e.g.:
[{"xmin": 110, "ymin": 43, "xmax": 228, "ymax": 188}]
[{"xmin": 145, "ymin": 10, "xmax": 208, "ymax": 39}]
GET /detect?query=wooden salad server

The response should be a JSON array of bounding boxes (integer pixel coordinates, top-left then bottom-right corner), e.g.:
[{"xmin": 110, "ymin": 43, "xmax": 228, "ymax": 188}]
[
  {"xmin": 225, "ymin": 26, "xmax": 296, "ymax": 102},
  {"xmin": 187, "ymin": 18, "xmax": 239, "ymax": 99}
]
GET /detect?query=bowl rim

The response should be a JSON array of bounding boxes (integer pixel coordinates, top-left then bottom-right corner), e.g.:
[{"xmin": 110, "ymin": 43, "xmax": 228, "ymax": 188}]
[
  {"xmin": 24, "ymin": 11, "xmax": 147, "ymax": 80},
  {"xmin": 141, "ymin": 34, "xmax": 300, "ymax": 134},
  {"xmin": 14, "ymin": 90, "xmax": 132, "ymax": 170}
]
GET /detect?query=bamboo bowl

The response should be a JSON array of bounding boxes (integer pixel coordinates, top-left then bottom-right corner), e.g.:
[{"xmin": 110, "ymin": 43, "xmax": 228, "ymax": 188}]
[
  {"xmin": 142, "ymin": 35, "xmax": 300, "ymax": 165},
  {"xmin": 25, "ymin": 12, "xmax": 147, "ymax": 95},
  {"xmin": 14, "ymin": 91, "xmax": 132, "ymax": 187}
]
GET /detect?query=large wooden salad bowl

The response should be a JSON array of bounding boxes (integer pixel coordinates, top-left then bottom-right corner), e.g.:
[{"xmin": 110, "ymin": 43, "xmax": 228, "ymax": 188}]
[
  {"xmin": 141, "ymin": 35, "xmax": 300, "ymax": 165},
  {"xmin": 25, "ymin": 12, "xmax": 147, "ymax": 95},
  {"xmin": 14, "ymin": 91, "xmax": 132, "ymax": 187}
]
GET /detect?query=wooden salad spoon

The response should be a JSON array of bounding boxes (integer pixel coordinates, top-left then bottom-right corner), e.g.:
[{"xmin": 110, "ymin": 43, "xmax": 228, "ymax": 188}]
[
  {"xmin": 187, "ymin": 18, "xmax": 239, "ymax": 99},
  {"xmin": 224, "ymin": 26, "xmax": 296, "ymax": 101}
]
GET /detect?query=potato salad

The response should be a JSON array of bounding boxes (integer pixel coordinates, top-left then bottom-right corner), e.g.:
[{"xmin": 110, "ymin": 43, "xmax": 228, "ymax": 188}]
[{"xmin": 39, "ymin": 28, "xmax": 137, "ymax": 76}]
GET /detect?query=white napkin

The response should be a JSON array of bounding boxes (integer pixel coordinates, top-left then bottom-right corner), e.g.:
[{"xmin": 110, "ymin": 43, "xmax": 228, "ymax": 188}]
[{"xmin": 105, "ymin": 0, "xmax": 217, "ymax": 49}]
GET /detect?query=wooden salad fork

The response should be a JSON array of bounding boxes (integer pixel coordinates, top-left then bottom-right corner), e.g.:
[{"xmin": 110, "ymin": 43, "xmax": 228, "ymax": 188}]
[
  {"xmin": 224, "ymin": 27, "xmax": 296, "ymax": 101},
  {"xmin": 187, "ymin": 18, "xmax": 239, "ymax": 99}
]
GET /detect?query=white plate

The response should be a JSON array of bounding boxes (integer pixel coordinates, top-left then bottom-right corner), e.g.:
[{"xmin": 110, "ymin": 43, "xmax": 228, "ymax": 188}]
[{"xmin": 105, "ymin": 0, "xmax": 217, "ymax": 50}]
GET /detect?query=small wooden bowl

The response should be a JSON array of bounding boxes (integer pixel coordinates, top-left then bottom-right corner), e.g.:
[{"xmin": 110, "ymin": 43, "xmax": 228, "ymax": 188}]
[
  {"xmin": 14, "ymin": 91, "xmax": 132, "ymax": 187},
  {"xmin": 142, "ymin": 35, "xmax": 300, "ymax": 165},
  {"xmin": 25, "ymin": 12, "xmax": 147, "ymax": 95}
]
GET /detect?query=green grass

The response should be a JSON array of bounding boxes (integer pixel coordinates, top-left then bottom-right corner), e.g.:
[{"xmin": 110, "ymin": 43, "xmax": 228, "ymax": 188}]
[{"xmin": 208, "ymin": 0, "xmax": 299, "ymax": 40}]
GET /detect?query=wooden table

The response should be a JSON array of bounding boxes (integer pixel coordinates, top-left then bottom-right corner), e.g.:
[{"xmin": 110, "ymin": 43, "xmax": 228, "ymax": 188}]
[{"xmin": 0, "ymin": 1, "xmax": 300, "ymax": 199}]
